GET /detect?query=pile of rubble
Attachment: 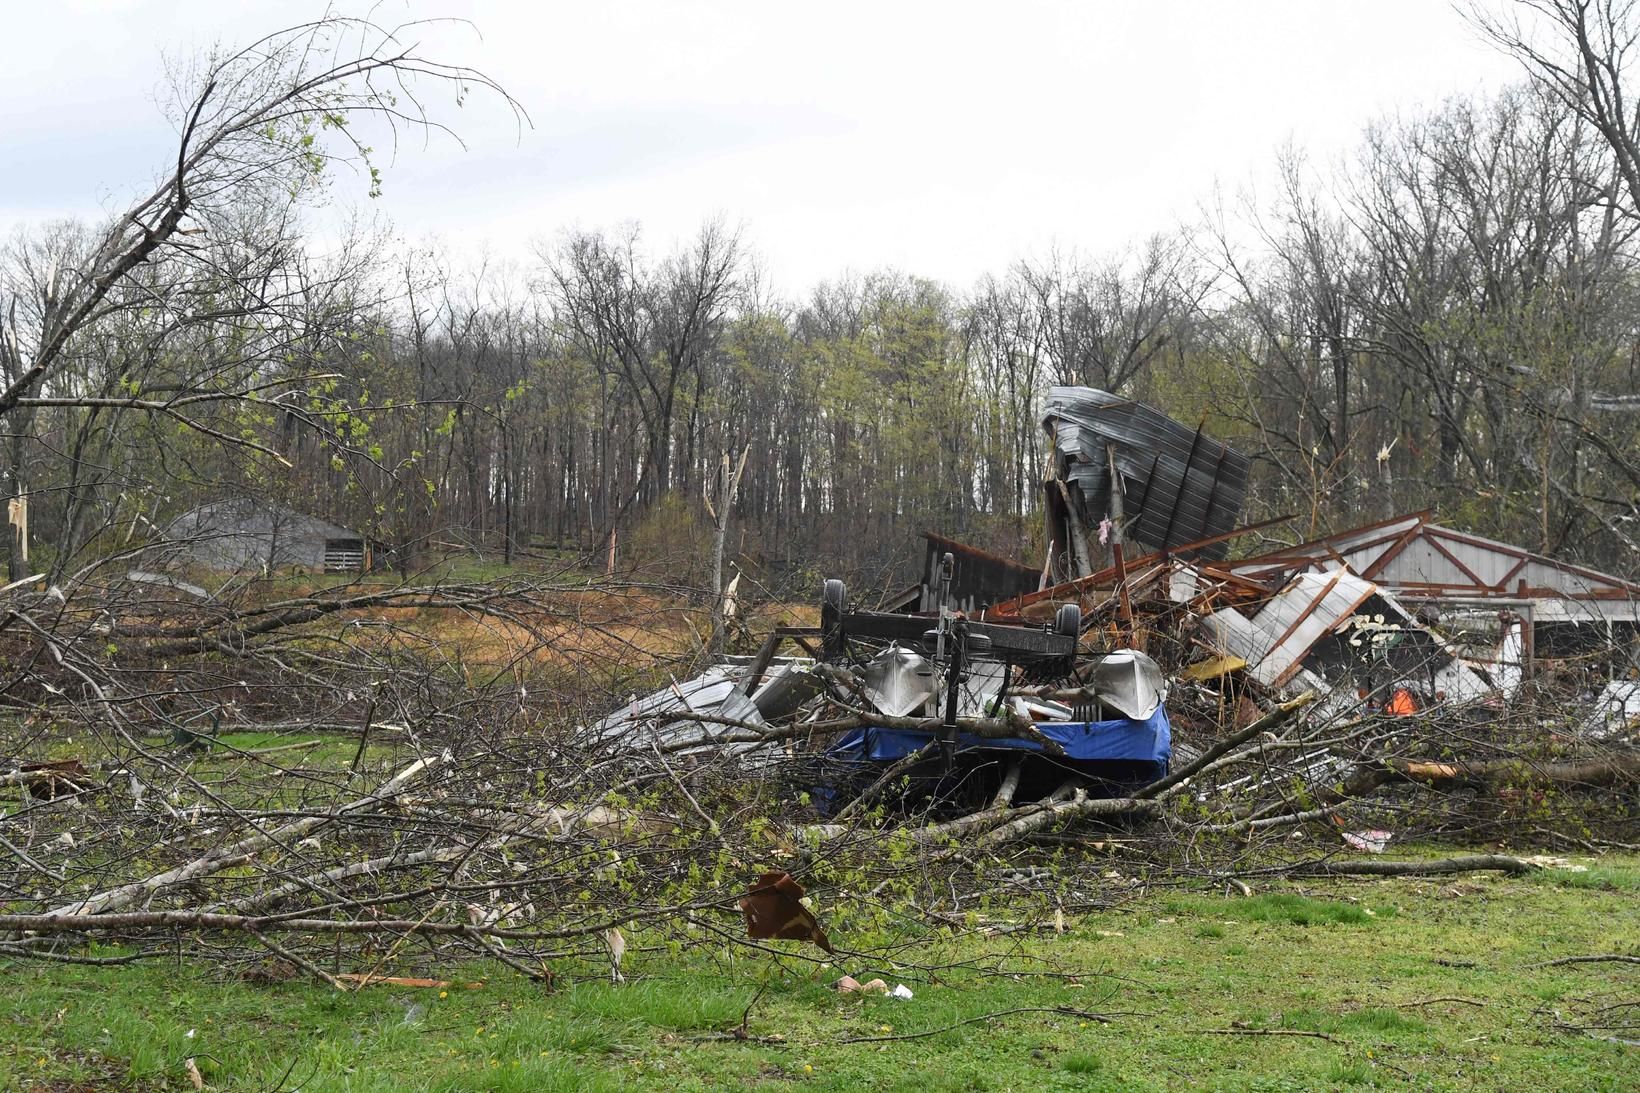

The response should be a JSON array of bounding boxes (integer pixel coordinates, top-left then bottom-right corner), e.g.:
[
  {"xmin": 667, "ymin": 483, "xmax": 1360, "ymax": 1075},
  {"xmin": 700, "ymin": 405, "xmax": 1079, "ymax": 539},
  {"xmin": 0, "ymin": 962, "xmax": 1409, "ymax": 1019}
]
[
  {"xmin": 594, "ymin": 388, "xmax": 1640, "ymax": 832},
  {"xmin": 984, "ymin": 508, "xmax": 1639, "ymax": 745}
]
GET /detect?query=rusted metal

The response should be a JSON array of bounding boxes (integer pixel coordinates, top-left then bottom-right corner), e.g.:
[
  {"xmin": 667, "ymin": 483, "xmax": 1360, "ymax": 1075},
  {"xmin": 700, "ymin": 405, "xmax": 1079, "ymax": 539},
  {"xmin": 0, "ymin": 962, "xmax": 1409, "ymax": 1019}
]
[
  {"xmin": 984, "ymin": 513, "xmax": 1296, "ymax": 619},
  {"xmin": 917, "ymin": 532, "xmax": 1041, "ymax": 614}
]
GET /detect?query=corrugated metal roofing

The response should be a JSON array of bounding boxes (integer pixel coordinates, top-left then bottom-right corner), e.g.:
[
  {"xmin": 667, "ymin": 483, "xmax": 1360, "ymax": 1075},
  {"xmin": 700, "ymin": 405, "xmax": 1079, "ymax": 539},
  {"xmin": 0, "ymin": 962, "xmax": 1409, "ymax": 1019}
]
[
  {"xmin": 1246, "ymin": 569, "xmax": 1377, "ymax": 688},
  {"xmin": 1042, "ymin": 387, "xmax": 1249, "ymax": 559},
  {"xmin": 1225, "ymin": 512, "xmax": 1640, "ymax": 609}
]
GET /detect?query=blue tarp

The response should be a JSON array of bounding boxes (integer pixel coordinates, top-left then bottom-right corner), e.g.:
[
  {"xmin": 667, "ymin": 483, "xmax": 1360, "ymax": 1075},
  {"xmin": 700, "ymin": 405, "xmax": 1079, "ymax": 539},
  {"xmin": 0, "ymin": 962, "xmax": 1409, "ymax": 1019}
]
[{"xmin": 829, "ymin": 707, "xmax": 1171, "ymax": 783}]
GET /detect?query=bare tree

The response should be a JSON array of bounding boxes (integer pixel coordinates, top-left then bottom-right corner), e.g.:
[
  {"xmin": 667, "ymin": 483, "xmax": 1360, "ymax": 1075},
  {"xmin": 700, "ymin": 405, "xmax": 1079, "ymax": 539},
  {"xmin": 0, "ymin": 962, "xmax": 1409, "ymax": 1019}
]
[
  {"xmin": 1017, "ymin": 235, "xmax": 1202, "ymax": 394},
  {"xmin": 1472, "ymin": 1, "xmax": 1640, "ymax": 216},
  {"xmin": 0, "ymin": 16, "xmax": 517, "ymax": 578},
  {"xmin": 544, "ymin": 221, "xmax": 744, "ymax": 512},
  {"xmin": 0, "ymin": 16, "xmax": 517, "ymax": 418}
]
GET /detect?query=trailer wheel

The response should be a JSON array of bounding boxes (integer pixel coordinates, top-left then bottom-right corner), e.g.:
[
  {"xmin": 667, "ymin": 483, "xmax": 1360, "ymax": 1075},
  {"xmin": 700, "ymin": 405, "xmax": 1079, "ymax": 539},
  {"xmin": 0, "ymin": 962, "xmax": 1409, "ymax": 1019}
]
[
  {"xmin": 821, "ymin": 579, "xmax": 847, "ymax": 660},
  {"xmin": 1054, "ymin": 603, "xmax": 1082, "ymax": 637}
]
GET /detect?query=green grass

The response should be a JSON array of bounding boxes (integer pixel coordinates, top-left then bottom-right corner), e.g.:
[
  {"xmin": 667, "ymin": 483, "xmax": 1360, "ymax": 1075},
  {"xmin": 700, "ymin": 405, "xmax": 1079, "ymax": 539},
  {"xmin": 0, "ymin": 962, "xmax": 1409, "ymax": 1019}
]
[
  {"xmin": 1, "ymin": 855, "xmax": 1635, "ymax": 1090},
  {"xmin": 1166, "ymin": 891, "xmax": 1387, "ymax": 926},
  {"xmin": 1530, "ymin": 861, "xmax": 1640, "ymax": 891}
]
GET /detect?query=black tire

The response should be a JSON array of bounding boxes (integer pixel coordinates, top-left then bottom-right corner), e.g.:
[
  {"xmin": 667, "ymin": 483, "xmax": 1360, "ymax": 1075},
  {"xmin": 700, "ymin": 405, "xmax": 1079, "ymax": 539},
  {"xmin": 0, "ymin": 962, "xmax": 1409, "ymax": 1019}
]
[
  {"xmin": 821, "ymin": 579, "xmax": 847, "ymax": 660},
  {"xmin": 1054, "ymin": 603, "xmax": 1082, "ymax": 637}
]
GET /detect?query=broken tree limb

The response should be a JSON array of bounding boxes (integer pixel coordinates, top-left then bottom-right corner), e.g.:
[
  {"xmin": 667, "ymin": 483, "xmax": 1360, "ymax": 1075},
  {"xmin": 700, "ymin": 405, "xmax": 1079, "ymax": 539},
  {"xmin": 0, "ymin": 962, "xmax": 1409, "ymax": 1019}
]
[
  {"xmin": 835, "ymin": 1005, "xmax": 1116, "ymax": 1045},
  {"xmin": 834, "ymin": 740, "xmax": 940, "ymax": 822},
  {"xmin": 0, "ymin": 909, "xmax": 588, "ymax": 940},
  {"xmin": 1288, "ymin": 855, "xmax": 1539, "ymax": 877},
  {"xmin": 1528, "ymin": 954, "xmax": 1640, "ymax": 968},
  {"xmin": 968, "ymin": 794, "xmax": 1157, "ymax": 850},
  {"xmin": 1195, "ymin": 1028, "xmax": 1342, "ymax": 1043},
  {"xmin": 991, "ymin": 758, "xmax": 1024, "ymax": 810},
  {"xmin": 43, "ymin": 752, "xmax": 445, "ymax": 917},
  {"xmin": 1136, "ymin": 691, "xmax": 1318, "ymax": 801},
  {"xmin": 213, "ymin": 844, "xmax": 468, "ymax": 915},
  {"xmin": 0, "ymin": 891, "xmax": 763, "ymax": 945},
  {"xmin": 1202, "ymin": 806, "xmax": 1336, "ymax": 835},
  {"xmin": 1310, "ymin": 752, "xmax": 1640, "ymax": 809},
  {"xmin": 915, "ymin": 793, "xmax": 1158, "ymax": 849},
  {"xmin": 249, "ymin": 927, "xmax": 343, "ymax": 989}
]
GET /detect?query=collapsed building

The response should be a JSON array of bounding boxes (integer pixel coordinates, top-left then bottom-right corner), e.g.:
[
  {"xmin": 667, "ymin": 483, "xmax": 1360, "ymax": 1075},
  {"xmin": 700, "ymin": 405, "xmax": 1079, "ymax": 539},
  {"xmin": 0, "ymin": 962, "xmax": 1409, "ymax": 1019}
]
[
  {"xmin": 597, "ymin": 386, "xmax": 1640, "ymax": 820},
  {"xmin": 985, "ymin": 507, "xmax": 1640, "ymax": 718}
]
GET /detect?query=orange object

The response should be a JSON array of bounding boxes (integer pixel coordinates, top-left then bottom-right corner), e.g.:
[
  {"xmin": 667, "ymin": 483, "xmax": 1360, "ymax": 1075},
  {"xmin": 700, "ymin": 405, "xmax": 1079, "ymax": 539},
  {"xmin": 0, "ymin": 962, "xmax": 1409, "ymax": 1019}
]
[{"xmin": 1386, "ymin": 688, "xmax": 1417, "ymax": 716}]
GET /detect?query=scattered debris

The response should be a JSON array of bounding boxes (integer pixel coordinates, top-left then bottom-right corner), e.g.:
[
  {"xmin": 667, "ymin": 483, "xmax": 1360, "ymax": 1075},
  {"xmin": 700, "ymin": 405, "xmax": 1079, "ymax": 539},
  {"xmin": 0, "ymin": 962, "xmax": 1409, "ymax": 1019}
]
[
  {"xmin": 1342, "ymin": 830, "xmax": 1393, "ymax": 854},
  {"xmin": 833, "ymin": 976, "xmax": 891, "ymax": 994},
  {"xmin": 126, "ymin": 570, "xmax": 212, "ymax": 599},
  {"xmin": 1582, "ymin": 679, "xmax": 1640, "ymax": 741},
  {"xmin": 739, "ymin": 872, "xmax": 833, "ymax": 954},
  {"xmin": 1041, "ymin": 387, "xmax": 1250, "ymax": 580}
]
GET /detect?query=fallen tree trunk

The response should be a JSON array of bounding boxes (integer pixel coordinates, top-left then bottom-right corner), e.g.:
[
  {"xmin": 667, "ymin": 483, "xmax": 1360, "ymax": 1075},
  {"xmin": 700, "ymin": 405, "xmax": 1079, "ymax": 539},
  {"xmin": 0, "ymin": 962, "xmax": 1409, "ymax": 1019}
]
[
  {"xmin": 1316, "ymin": 752, "xmax": 1640, "ymax": 808},
  {"xmin": 43, "ymin": 753, "xmax": 444, "ymax": 917},
  {"xmin": 214, "ymin": 844, "xmax": 468, "ymax": 915},
  {"xmin": 915, "ymin": 793, "xmax": 1158, "ymax": 849},
  {"xmin": 834, "ymin": 741, "xmax": 940, "ymax": 821},
  {"xmin": 0, "ymin": 909, "xmax": 622, "ymax": 940},
  {"xmin": 963, "ymin": 794, "xmax": 1157, "ymax": 850},
  {"xmin": 1288, "ymin": 854, "xmax": 1539, "ymax": 877}
]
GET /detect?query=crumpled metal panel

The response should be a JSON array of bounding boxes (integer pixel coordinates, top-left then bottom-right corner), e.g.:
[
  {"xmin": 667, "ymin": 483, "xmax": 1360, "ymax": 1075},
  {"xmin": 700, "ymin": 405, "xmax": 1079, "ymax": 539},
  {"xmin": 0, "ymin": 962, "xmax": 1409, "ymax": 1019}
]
[
  {"xmin": 861, "ymin": 644, "xmax": 938, "ymax": 718},
  {"xmin": 1042, "ymin": 386, "xmax": 1249, "ymax": 558},
  {"xmin": 591, "ymin": 667, "xmax": 766, "ymax": 752},
  {"xmin": 750, "ymin": 662, "xmax": 823, "ymax": 720},
  {"xmin": 1086, "ymin": 649, "xmax": 1169, "ymax": 720}
]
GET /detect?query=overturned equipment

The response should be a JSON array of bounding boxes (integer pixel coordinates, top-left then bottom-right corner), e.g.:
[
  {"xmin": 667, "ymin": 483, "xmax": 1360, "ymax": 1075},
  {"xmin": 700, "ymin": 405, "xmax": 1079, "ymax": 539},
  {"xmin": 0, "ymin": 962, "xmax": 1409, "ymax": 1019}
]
[{"xmin": 818, "ymin": 556, "xmax": 1171, "ymax": 809}]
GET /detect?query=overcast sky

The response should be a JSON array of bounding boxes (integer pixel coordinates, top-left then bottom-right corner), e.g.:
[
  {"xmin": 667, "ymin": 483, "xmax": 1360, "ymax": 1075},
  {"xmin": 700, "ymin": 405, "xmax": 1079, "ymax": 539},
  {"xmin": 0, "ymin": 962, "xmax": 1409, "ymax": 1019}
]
[{"xmin": 4, "ymin": 0, "xmax": 1536, "ymax": 296}]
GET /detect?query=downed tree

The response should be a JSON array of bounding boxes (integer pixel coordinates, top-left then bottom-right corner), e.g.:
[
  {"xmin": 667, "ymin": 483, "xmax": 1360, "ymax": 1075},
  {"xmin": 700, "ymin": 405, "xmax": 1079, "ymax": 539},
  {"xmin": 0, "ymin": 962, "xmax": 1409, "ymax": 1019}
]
[
  {"xmin": 0, "ymin": 535, "xmax": 1630, "ymax": 988},
  {"xmin": 1216, "ymin": 747, "xmax": 1640, "ymax": 834},
  {"xmin": 1286, "ymin": 854, "xmax": 1540, "ymax": 878},
  {"xmin": 939, "ymin": 793, "xmax": 1157, "ymax": 851},
  {"xmin": 42, "ymin": 754, "xmax": 446, "ymax": 918},
  {"xmin": 1300, "ymin": 752, "xmax": 1640, "ymax": 813},
  {"xmin": 1138, "ymin": 692, "xmax": 1319, "ymax": 802}
]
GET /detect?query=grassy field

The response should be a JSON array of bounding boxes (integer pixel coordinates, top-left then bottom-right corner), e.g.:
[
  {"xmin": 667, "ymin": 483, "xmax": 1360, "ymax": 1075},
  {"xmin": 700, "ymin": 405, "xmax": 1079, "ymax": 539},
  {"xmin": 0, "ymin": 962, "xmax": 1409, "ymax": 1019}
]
[{"xmin": 2, "ymin": 853, "xmax": 1633, "ymax": 1091}]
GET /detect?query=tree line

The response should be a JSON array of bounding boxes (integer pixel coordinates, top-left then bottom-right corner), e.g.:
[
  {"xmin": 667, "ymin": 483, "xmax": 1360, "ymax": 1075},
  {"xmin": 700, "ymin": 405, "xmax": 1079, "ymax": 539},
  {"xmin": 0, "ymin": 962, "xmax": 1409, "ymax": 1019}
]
[{"xmin": 5, "ymin": 3, "xmax": 1640, "ymax": 593}]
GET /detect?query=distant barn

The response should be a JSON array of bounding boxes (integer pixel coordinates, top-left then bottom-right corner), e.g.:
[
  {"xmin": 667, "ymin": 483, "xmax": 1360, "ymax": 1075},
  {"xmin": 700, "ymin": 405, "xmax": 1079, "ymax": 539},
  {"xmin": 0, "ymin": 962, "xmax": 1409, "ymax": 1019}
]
[{"xmin": 165, "ymin": 499, "xmax": 369, "ymax": 574}]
